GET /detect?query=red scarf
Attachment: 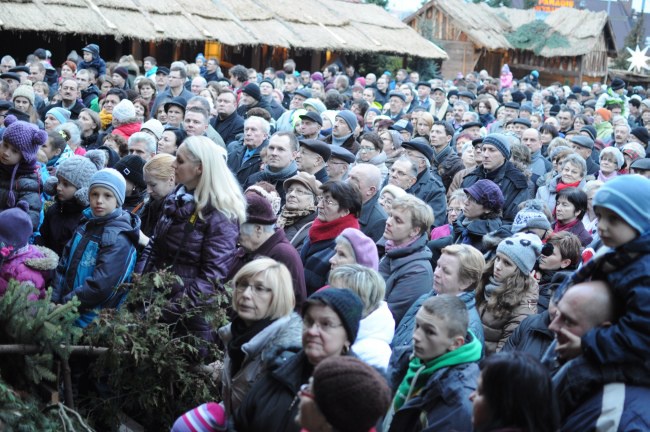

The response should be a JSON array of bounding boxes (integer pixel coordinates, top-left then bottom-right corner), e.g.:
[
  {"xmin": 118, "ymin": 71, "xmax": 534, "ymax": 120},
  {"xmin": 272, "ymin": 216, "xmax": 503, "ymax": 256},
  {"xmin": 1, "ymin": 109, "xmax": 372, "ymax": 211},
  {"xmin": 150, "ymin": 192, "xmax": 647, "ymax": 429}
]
[
  {"xmin": 553, "ymin": 218, "xmax": 580, "ymax": 234},
  {"xmin": 308, "ymin": 213, "xmax": 359, "ymax": 244},
  {"xmin": 556, "ymin": 180, "xmax": 581, "ymax": 193}
]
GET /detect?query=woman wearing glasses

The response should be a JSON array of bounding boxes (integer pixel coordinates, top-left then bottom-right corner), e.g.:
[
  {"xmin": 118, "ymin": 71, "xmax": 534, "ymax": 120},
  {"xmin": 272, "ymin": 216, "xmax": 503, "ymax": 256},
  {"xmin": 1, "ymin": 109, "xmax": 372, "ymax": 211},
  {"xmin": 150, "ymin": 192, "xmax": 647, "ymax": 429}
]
[
  {"xmin": 355, "ymin": 132, "xmax": 388, "ymax": 176},
  {"xmin": 218, "ymin": 258, "xmax": 302, "ymax": 416},
  {"xmin": 300, "ymin": 181, "xmax": 362, "ymax": 295},
  {"xmin": 234, "ymin": 288, "xmax": 364, "ymax": 432}
]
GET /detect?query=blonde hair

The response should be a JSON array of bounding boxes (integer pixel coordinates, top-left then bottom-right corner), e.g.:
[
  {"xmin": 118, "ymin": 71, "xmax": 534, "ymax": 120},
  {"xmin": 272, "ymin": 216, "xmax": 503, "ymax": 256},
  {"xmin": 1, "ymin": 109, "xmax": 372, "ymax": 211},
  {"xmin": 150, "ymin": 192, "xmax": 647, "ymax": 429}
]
[
  {"xmin": 440, "ymin": 244, "xmax": 486, "ymax": 291},
  {"xmin": 329, "ymin": 264, "xmax": 386, "ymax": 318},
  {"xmin": 391, "ymin": 194, "xmax": 435, "ymax": 234},
  {"xmin": 232, "ymin": 258, "xmax": 295, "ymax": 319},
  {"xmin": 144, "ymin": 153, "xmax": 175, "ymax": 180},
  {"xmin": 180, "ymin": 136, "xmax": 246, "ymax": 223},
  {"xmin": 379, "ymin": 184, "xmax": 407, "ymax": 200}
]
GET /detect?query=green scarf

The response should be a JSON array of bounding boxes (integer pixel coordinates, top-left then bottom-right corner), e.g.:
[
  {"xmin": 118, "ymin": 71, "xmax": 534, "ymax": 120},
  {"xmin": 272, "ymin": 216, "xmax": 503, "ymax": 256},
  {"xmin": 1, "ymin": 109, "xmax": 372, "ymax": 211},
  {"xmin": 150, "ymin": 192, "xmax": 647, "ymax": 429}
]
[{"xmin": 393, "ymin": 330, "xmax": 482, "ymax": 411}]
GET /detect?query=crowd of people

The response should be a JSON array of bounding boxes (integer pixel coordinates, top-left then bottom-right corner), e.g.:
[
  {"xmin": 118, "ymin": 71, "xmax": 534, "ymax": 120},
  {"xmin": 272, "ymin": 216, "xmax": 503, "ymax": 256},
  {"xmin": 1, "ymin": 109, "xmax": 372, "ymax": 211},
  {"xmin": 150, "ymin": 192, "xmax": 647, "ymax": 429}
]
[{"xmin": 0, "ymin": 45, "xmax": 649, "ymax": 431}]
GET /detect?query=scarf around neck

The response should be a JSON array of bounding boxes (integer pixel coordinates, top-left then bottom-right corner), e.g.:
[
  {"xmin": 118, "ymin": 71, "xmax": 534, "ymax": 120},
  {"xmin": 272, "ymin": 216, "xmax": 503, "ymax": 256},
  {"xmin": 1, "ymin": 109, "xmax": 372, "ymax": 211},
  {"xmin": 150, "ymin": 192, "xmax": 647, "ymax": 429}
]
[
  {"xmin": 331, "ymin": 132, "xmax": 353, "ymax": 147},
  {"xmin": 553, "ymin": 218, "xmax": 580, "ymax": 234},
  {"xmin": 597, "ymin": 170, "xmax": 617, "ymax": 182},
  {"xmin": 276, "ymin": 207, "xmax": 315, "ymax": 229},
  {"xmin": 263, "ymin": 160, "xmax": 297, "ymax": 183},
  {"xmin": 484, "ymin": 275, "xmax": 502, "ymax": 301},
  {"xmin": 556, "ymin": 179, "xmax": 581, "ymax": 193},
  {"xmin": 384, "ymin": 234, "xmax": 420, "ymax": 253},
  {"xmin": 99, "ymin": 109, "xmax": 112, "ymax": 130},
  {"xmin": 227, "ymin": 316, "xmax": 274, "ymax": 376},
  {"xmin": 308, "ymin": 213, "xmax": 359, "ymax": 244},
  {"xmin": 393, "ymin": 330, "xmax": 482, "ymax": 411}
]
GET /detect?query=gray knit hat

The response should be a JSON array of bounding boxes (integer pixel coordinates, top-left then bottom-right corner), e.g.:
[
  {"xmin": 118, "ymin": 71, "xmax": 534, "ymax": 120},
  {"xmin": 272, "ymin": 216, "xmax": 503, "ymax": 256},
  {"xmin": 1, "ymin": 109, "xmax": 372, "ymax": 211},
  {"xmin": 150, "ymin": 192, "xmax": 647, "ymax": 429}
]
[
  {"xmin": 482, "ymin": 133, "xmax": 511, "ymax": 159},
  {"xmin": 511, "ymin": 200, "xmax": 551, "ymax": 234},
  {"xmin": 496, "ymin": 233, "xmax": 543, "ymax": 275},
  {"xmin": 45, "ymin": 152, "xmax": 105, "ymax": 206},
  {"xmin": 89, "ymin": 168, "xmax": 126, "ymax": 207}
]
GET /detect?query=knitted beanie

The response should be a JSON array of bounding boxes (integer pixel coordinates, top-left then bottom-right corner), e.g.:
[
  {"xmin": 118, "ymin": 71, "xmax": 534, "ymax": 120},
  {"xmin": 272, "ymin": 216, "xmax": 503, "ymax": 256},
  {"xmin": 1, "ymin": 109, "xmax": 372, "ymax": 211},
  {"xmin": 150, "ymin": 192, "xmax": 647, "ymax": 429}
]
[
  {"xmin": 112, "ymin": 99, "xmax": 136, "ymax": 123},
  {"xmin": 141, "ymin": 119, "xmax": 164, "ymax": 140},
  {"xmin": 464, "ymin": 179, "xmax": 504, "ymax": 212},
  {"xmin": 113, "ymin": 66, "xmax": 129, "ymax": 80},
  {"xmin": 579, "ymin": 125, "xmax": 597, "ymax": 141},
  {"xmin": 245, "ymin": 191, "xmax": 277, "ymax": 225},
  {"xmin": 114, "ymin": 155, "xmax": 146, "ymax": 190},
  {"xmin": 46, "ymin": 153, "xmax": 103, "ymax": 206},
  {"xmin": 304, "ymin": 288, "xmax": 363, "ymax": 344},
  {"xmin": 496, "ymin": 233, "xmax": 543, "ymax": 275},
  {"xmin": 312, "ymin": 356, "xmax": 391, "ymax": 432},
  {"xmin": 511, "ymin": 200, "xmax": 551, "ymax": 233},
  {"xmin": 593, "ymin": 175, "xmax": 650, "ymax": 235},
  {"xmin": 89, "ymin": 168, "xmax": 126, "ymax": 207},
  {"xmin": 621, "ymin": 142, "xmax": 646, "ymax": 163},
  {"xmin": 595, "ymin": 108, "xmax": 611, "ymax": 122},
  {"xmin": 630, "ymin": 127, "xmax": 650, "ymax": 146},
  {"xmin": 2, "ymin": 115, "xmax": 47, "ymax": 164},
  {"xmin": 610, "ymin": 78, "xmax": 626, "ymax": 91},
  {"xmin": 339, "ymin": 228, "xmax": 379, "ymax": 271},
  {"xmin": 46, "ymin": 107, "xmax": 71, "ymax": 125},
  {"xmin": 303, "ymin": 98, "xmax": 326, "ymax": 114},
  {"xmin": 242, "ymin": 83, "xmax": 261, "ymax": 102},
  {"xmin": 336, "ymin": 110, "xmax": 358, "ymax": 132},
  {"xmin": 0, "ymin": 201, "xmax": 33, "ymax": 260},
  {"xmin": 12, "ymin": 82, "xmax": 35, "ymax": 106},
  {"xmin": 171, "ymin": 402, "xmax": 226, "ymax": 432},
  {"xmin": 482, "ymin": 133, "xmax": 511, "ymax": 159}
]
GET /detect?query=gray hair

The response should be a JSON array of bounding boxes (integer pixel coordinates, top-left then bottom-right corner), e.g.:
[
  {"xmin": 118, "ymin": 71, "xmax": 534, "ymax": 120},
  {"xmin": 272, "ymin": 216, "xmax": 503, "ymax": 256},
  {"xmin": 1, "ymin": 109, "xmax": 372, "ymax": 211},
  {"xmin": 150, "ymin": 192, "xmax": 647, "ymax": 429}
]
[
  {"xmin": 561, "ymin": 153, "xmax": 587, "ymax": 177},
  {"xmin": 128, "ymin": 131, "xmax": 157, "ymax": 155},
  {"xmin": 396, "ymin": 155, "xmax": 418, "ymax": 178},
  {"xmin": 454, "ymin": 100, "xmax": 469, "ymax": 111},
  {"xmin": 245, "ymin": 116, "xmax": 271, "ymax": 135},
  {"xmin": 328, "ymin": 264, "xmax": 386, "ymax": 317}
]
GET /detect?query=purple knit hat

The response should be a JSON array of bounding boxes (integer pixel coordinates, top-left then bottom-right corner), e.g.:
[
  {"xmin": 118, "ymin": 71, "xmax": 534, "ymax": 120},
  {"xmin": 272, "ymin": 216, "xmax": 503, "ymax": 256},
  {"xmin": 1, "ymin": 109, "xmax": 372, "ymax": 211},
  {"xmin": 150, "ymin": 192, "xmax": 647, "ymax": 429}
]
[
  {"xmin": 339, "ymin": 228, "xmax": 379, "ymax": 271},
  {"xmin": 2, "ymin": 115, "xmax": 47, "ymax": 207},
  {"xmin": 0, "ymin": 201, "xmax": 33, "ymax": 260},
  {"xmin": 464, "ymin": 179, "xmax": 504, "ymax": 212}
]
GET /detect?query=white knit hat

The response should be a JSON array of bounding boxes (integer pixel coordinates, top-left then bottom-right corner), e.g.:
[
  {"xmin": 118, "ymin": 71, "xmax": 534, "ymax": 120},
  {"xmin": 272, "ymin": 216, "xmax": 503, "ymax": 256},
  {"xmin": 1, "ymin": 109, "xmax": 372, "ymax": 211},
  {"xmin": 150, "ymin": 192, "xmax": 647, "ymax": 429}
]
[{"xmin": 112, "ymin": 99, "xmax": 136, "ymax": 123}]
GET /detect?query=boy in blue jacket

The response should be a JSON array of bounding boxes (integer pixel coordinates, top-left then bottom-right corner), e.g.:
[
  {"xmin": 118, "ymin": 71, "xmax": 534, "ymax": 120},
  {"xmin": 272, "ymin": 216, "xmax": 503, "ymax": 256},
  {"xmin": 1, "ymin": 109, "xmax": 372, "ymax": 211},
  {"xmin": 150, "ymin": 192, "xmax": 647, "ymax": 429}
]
[
  {"xmin": 52, "ymin": 168, "xmax": 140, "ymax": 327},
  {"xmin": 78, "ymin": 44, "xmax": 106, "ymax": 77},
  {"xmin": 551, "ymin": 175, "xmax": 650, "ymax": 418}
]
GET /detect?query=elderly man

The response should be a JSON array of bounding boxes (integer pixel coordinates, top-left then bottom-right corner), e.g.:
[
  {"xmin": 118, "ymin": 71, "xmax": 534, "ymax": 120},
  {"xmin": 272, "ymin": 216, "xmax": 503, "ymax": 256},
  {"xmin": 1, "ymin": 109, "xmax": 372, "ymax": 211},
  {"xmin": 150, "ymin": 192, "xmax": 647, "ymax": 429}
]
[
  {"xmin": 245, "ymin": 131, "xmax": 299, "ymax": 203},
  {"xmin": 430, "ymin": 86, "xmax": 448, "ymax": 121},
  {"xmin": 568, "ymin": 135, "xmax": 599, "ymax": 176},
  {"xmin": 545, "ymin": 281, "xmax": 650, "ymax": 430},
  {"xmin": 385, "ymin": 91, "xmax": 406, "ymax": 121},
  {"xmin": 347, "ymin": 164, "xmax": 387, "ymax": 241},
  {"xmin": 450, "ymin": 101, "xmax": 468, "ymax": 131},
  {"xmin": 323, "ymin": 110, "xmax": 359, "ymax": 154},
  {"xmin": 415, "ymin": 81, "xmax": 432, "ymax": 111},
  {"xmin": 327, "ymin": 146, "xmax": 355, "ymax": 182},
  {"xmin": 190, "ymin": 76, "xmax": 207, "ymax": 95},
  {"xmin": 613, "ymin": 122, "xmax": 630, "ymax": 149},
  {"xmin": 430, "ymin": 121, "xmax": 464, "ymax": 190},
  {"xmin": 227, "ymin": 116, "xmax": 270, "ymax": 186},
  {"xmin": 296, "ymin": 139, "xmax": 330, "ymax": 183},
  {"xmin": 521, "ymin": 128, "xmax": 552, "ymax": 178},
  {"xmin": 45, "ymin": 78, "xmax": 84, "ymax": 119},
  {"xmin": 398, "ymin": 140, "xmax": 447, "ymax": 226},
  {"xmin": 211, "ymin": 89, "xmax": 244, "ymax": 145},
  {"xmin": 228, "ymin": 192, "xmax": 307, "ymax": 310},
  {"xmin": 128, "ymin": 132, "xmax": 157, "ymax": 162},
  {"xmin": 460, "ymin": 133, "xmax": 529, "ymax": 222},
  {"xmin": 297, "ymin": 111, "xmax": 322, "ymax": 140}
]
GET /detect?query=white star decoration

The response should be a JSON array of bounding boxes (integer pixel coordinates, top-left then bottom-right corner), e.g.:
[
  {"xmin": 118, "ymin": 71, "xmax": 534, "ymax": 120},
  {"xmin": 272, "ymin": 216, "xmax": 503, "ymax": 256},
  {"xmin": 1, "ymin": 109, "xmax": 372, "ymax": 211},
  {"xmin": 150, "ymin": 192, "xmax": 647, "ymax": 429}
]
[{"xmin": 626, "ymin": 45, "xmax": 650, "ymax": 73}]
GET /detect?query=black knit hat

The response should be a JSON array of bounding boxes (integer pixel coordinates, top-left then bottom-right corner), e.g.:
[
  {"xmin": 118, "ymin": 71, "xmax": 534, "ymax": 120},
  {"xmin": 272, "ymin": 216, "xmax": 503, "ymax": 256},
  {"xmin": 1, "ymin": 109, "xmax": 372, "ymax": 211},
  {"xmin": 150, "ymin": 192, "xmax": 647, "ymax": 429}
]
[
  {"xmin": 313, "ymin": 356, "xmax": 392, "ymax": 432},
  {"xmin": 242, "ymin": 83, "xmax": 262, "ymax": 101},
  {"xmin": 114, "ymin": 155, "xmax": 146, "ymax": 190},
  {"xmin": 303, "ymin": 288, "xmax": 363, "ymax": 344}
]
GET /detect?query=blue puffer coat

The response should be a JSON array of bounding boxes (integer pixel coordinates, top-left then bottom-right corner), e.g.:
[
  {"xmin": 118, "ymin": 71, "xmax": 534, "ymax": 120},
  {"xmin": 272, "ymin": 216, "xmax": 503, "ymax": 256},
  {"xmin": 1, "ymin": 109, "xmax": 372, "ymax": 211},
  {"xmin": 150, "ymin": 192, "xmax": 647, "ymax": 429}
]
[{"xmin": 52, "ymin": 208, "xmax": 140, "ymax": 327}]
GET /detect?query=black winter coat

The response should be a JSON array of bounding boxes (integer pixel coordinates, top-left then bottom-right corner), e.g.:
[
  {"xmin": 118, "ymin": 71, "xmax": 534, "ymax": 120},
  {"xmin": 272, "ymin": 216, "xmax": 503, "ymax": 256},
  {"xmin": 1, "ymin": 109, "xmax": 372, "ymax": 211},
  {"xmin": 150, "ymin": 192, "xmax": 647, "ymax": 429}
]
[
  {"xmin": 226, "ymin": 139, "xmax": 268, "ymax": 187},
  {"xmin": 212, "ymin": 111, "xmax": 245, "ymax": 145},
  {"xmin": 358, "ymin": 193, "xmax": 388, "ymax": 242},
  {"xmin": 406, "ymin": 169, "xmax": 447, "ymax": 228},
  {"xmin": 36, "ymin": 199, "xmax": 86, "ymax": 257},
  {"xmin": 501, "ymin": 310, "xmax": 554, "ymax": 361}
]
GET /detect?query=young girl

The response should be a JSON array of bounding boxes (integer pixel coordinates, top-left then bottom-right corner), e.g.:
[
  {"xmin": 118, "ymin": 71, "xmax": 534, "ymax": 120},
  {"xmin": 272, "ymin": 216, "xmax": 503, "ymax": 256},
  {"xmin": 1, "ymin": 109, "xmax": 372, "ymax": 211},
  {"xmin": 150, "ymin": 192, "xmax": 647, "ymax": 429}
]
[
  {"xmin": 40, "ymin": 130, "xmax": 68, "ymax": 184},
  {"xmin": 140, "ymin": 153, "xmax": 175, "ymax": 244},
  {"xmin": 0, "ymin": 201, "xmax": 59, "ymax": 299},
  {"xmin": 476, "ymin": 232, "xmax": 542, "ymax": 355},
  {"xmin": 0, "ymin": 115, "xmax": 45, "ymax": 229},
  {"xmin": 12, "ymin": 82, "xmax": 41, "ymax": 126},
  {"xmin": 52, "ymin": 168, "xmax": 140, "ymax": 327},
  {"xmin": 38, "ymin": 152, "xmax": 104, "ymax": 256},
  {"xmin": 597, "ymin": 146, "xmax": 623, "ymax": 182}
]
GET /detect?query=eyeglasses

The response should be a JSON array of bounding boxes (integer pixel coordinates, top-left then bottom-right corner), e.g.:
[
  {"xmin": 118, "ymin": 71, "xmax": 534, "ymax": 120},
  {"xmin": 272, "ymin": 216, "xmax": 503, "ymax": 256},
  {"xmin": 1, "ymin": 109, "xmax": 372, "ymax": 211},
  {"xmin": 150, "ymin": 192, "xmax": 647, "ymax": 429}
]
[
  {"xmin": 287, "ymin": 187, "xmax": 313, "ymax": 197},
  {"xmin": 359, "ymin": 146, "xmax": 376, "ymax": 153},
  {"xmin": 447, "ymin": 207, "xmax": 463, "ymax": 214},
  {"xmin": 327, "ymin": 160, "xmax": 348, "ymax": 166},
  {"xmin": 298, "ymin": 383, "xmax": 314, "ymax": 399},
  {"xmin": 316, "ymin": 196, "xmax": 337, "ymax": 207},
  {"xmin": 302, "ymin": 316, "xmax": 343, "ymax": 333},
  {"xmin": 235, "ymin": 282, "xmax": 272, "ymax": 296}
]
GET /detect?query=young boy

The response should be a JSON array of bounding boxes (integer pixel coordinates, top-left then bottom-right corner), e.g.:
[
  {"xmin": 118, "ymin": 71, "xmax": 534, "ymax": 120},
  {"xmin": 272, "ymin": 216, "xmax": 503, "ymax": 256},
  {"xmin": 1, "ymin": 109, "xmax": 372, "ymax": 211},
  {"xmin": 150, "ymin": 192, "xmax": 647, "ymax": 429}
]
[
  {"xmin": 385, "ymin": 295, "xmax": 482, "ymax": 432},
  {"xmin": 552, "ymin": 174, "xmax": 650, "ymax": 418},
  {"xmin": 51, "ymin": 168, "xmax": 140, "ymax": 327}
]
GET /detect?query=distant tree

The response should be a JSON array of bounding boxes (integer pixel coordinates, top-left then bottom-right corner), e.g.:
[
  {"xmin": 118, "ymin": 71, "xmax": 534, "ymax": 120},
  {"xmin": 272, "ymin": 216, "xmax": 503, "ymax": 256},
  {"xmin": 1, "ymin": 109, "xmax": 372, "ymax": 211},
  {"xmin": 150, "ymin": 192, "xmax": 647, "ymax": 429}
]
[
  {"xmin": 472, "ymin": 0, "xmax": 513, "ymax": 6},
  {"xmin": 523, "ymin": 0, "xmax": 538, "ymax": 9},
  {"xmin": 612, "ymin": 12, "xmax": 646, "ymax": 69},
  {"xmin": 365, "ymin": 0, "xmax": 389, "ymax": 9}
]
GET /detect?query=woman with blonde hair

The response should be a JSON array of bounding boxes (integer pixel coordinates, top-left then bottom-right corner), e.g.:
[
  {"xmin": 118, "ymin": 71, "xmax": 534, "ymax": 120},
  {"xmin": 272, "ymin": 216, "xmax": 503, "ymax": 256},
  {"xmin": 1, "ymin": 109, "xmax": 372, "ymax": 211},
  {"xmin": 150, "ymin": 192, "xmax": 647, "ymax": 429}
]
[
  {"xmin": 414, "ymin": 111, "xmax": 434, "ymax": 141},
  {"xmin": 329, "ymin": 264, "xmax": 394, "ymax": 370},
  {"xmin": 139, "ymin": 153, "xmax": 176, "ymax": 243},
  {"xmin": 218, "ymin": 258, "xmax": 302, "ymax": 415},
  {"xmin": 137, "ymin": 136, "xmax": 246, "ymax": 343}
]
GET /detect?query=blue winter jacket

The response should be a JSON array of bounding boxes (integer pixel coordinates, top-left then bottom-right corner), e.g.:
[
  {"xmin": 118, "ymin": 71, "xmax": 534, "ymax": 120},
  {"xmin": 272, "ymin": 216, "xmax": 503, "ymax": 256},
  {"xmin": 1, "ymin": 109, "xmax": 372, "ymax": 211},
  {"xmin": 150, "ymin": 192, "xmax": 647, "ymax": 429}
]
[
  {"xmin": 52, "ymin": 208, "xmax": 140, "ymax": 327},
  {"xmin": 388, "ymin": 290, "xmax": 484, "ymax": 390}
]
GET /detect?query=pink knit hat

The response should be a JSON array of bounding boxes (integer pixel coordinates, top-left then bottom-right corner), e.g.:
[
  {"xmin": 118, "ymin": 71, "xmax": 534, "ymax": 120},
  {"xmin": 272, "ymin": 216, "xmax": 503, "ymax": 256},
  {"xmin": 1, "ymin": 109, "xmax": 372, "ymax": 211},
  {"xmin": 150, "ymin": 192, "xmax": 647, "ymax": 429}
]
[{"xmin": 339, "ymin": 228, "xmax": 379, "ymax": 271}]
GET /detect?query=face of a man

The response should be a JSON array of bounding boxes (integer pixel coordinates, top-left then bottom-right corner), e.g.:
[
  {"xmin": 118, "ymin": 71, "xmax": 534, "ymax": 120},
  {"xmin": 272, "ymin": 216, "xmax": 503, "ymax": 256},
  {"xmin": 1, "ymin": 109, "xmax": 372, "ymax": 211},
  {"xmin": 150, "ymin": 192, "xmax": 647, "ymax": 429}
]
[
  {"xmin": 191, "ymin": 78, "xmax": 206, "ymax": 95},
  {"xmin": 521, "ymin": 129, "xmax": 542, "ymax": 153},
  {"xmin": 377, "ymin": 78, "xmax": 388, "ymax": 91},
  {"xmin": 417, "ymin": 85, "xmax": 430, "ymax": 100},
  {"xmin": 556, "ymin": 111, "xmax": 573, "ymax": 130},
  {"xmin": 28, "ymin": 66, "xmax": 45, "ymax": 83},
  {"xmin": 76, "ymin": 74, "xmax": 90, "ymax": 91},
  {"xmin": 156, "ymin": 73, "xmax": 169, "ymax": 89},
  {"xmin": 216, "ymin": 93, "xmax": 237, "ymax": 117},
  {"xmin": 362, "ymin": 89, "xmax": 375, "ymax": 103},
  {"xmin": 429, "ymin": 124, "xmax": 449, "ymax": 151},
  {"xmin": 481, "ymin": 143, "xmax": 506, "ymax": 172},
  {"xmin": 183, "ymin": 111, "xmax": 208, "ymax": 136},
  {"xmin": 332, "ymin": 116, "xmax": 351, "ymax": 138},
  {"xmin": 58, "ymin": 80, "xmax": 78, "ymax": 103},
  {"xmin": 503, "ymin": 107, "xmax": 518, "ymax": 121},
  {"xmin": 266, "ymin": 134, "xmax": 295, "ymax": 171},
  {"xmin": 168, "ymin": 71, "xmax": 183, "ymax": 90},
  {"xmin": 129, "ymin": 141, "xmax": 154, "ymax": 161},
  {"xmin": 259, "ymin": 81, "xmax": 273, "ymax": 96},
  {"xmin": 290, "ymin": 94, "xmax": 306, "ymax": 110},
  {"xmin": 299, "ymin": 119, "xmax": 321, "ymax": 139},
  {"xmin": 396, "ymin": 70, "xmax": 407, "ymax": 82},
  {"xmin": 453, "ymin": 104, "xmax": 466, "ymax": 122},
  {"xmin": 284, "ymin": 77, "xmax": 297, "ymax": 93},
  {"xmin": 432, "ymin": 89, "xmax": 445, "ymax": 104},
  {"xmin": 365, "ymin": 74, "xmax": 376, "ymax": 86},
  {"xmin": 389, "ymin": 96, "xmax": 405, "ymax": 114},
  {"xmin": 243, "ymin": 118, "xmax": 268, "ymax": 149},
  {"xmin": 614, "ymin": 125, "xmax": 629, "ymax": 144},
  {"xmin": 389, "ymin": 159, "xmax": 416, "ymax": 190}
]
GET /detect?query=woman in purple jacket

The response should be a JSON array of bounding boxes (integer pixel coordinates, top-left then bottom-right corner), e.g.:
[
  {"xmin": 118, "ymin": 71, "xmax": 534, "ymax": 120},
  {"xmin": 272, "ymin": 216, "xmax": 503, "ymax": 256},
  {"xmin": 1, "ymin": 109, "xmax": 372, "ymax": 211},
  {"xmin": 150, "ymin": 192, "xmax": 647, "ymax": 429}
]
[{"xmin": 137, "ymin": 136, "xmax": 246, "ymax": 342}]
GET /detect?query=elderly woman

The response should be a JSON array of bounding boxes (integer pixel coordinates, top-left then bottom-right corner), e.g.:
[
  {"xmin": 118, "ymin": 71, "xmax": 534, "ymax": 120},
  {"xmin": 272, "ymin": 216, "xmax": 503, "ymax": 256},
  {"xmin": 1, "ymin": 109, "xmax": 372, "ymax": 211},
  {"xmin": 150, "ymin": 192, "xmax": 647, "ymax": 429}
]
[
  {"xmin": 536, "ymin": 153, "xmax": 587, "ymax": 214},
  {"xmin": 329, "ymin": 228, "xmax": 379, "ymax": 271},
  {"xmin": 378, "ymin": 194, "xmax": 434, "ymax": 325},
  {"xmin": 597, "ymin": 146, "xmax": 624, "ymax": 182},
  {"xmin": 296, "ymin": 356, "xmax": 391, "ymax": 432},
  {"xmin": 379, "ymin": 129, "xmax": 404, "ymax": 170},
  {"xmin": 356, "ymin": 131, "xmax": 388, "ymax": 176},
  {"xmin": 219, "ymin": 258, "xmax": 302, "ymax": 416},
  {"xmin": 301, "ymin": 181, "xmax": 362, "ymax": 295},
  {"xmin": 234, "ymin": 288, "xmax": 364, "ymax": 432},
  {"xmin": 276, "ymin": 172, "xmax": 321, "ymax": 249},
  {"xmin": 476, "ymin": 233, "xmax": 542, "ymax": 355},
  {"xmin": 329, "ymin": 264, "xmax": 394, "ymax": 370},
  {"xmin": 388, "ymin": 244, "xmax": 486, "ymax": 389},
  {"xmin": 378, "ymin": 184, "xmax": 407, "ymax": 214},
  {"xmin": 136, "ymin": 137, "xmax": 246, "ymax": 343}
]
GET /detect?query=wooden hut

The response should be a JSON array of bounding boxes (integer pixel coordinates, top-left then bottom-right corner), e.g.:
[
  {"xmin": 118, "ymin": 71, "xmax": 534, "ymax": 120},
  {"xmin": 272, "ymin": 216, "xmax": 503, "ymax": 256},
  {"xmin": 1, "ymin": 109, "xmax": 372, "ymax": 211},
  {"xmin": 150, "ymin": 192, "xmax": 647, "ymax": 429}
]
[
  {"xmin": 405, "ymin": 0, "xmax": 616, "ymax": 84},
  {"xmin": 0, "ymin": 0, "xmax": 447, "ymax": 70}
]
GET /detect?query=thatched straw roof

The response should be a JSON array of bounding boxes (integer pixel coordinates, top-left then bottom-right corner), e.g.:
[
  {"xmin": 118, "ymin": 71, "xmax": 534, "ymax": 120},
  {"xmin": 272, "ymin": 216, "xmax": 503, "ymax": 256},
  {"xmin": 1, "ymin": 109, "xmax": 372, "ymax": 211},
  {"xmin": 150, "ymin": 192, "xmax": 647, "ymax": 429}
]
[
  {"xmin": 0, "ymin": 0, "xmax": 447, "ymax": 59},
  {"xmin": 406, "ymin": 0, "xmax": 615, "ymax": 58}
]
